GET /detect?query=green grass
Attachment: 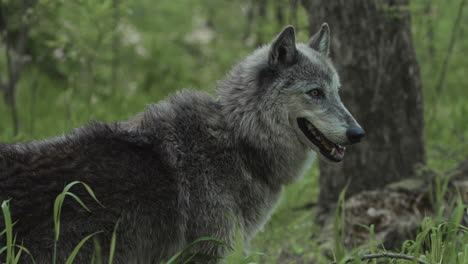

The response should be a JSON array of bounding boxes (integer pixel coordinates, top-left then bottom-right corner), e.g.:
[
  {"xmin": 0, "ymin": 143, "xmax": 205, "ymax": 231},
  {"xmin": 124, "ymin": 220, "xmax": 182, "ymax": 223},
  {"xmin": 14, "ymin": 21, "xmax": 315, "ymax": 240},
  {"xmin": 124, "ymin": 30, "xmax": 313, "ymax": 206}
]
[
  {"xmin": 52, "ymin": 181, "xmax": 104, "ymax": 264},
  {"xmin": 0, "ymin": 182, "xmax": 111, "ymax": 264},
  {"xmin": 1, "ymin": 176, "xmax": 466, "ymax": 263}
]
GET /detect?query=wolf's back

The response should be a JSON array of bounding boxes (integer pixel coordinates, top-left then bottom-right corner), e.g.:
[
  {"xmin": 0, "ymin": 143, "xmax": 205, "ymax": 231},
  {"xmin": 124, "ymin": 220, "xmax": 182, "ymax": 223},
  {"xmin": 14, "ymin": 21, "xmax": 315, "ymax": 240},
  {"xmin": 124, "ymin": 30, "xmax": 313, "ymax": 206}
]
[
  {"xmin": 0, "ymin": 90, "xmax": 233, "ymax": 263},
  {"xmin": 0, "ymin": 122, "xmax": 182, "ymax": 263}
]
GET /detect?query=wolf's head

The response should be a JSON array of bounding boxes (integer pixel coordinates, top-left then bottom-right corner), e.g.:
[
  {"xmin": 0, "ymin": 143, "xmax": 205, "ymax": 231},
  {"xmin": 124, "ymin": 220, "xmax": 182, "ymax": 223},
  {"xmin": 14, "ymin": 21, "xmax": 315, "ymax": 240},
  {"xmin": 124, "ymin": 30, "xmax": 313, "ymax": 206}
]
[{"xmin": 218, "ymin": 24, "xmax": 364, "ymax": 162}]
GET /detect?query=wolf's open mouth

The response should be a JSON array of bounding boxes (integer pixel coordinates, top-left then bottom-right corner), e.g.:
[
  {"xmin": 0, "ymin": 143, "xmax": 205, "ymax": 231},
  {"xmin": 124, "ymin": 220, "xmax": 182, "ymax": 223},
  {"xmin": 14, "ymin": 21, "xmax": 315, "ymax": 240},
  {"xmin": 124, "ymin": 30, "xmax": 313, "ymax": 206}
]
[{"xmin": 297, "ymin": 118, "xmax": 345, "ymax": 162}]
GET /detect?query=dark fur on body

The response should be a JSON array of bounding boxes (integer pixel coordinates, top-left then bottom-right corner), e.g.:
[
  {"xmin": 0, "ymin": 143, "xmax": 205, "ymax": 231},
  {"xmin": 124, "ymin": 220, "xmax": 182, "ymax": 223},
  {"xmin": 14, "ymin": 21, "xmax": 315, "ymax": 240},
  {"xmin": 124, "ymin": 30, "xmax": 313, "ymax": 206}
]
[
  {"xmin": 0, "ymin": 91, "xmax": 302, "ymax": 263},
  {"xmin": 0, "ymin": 25, "xmax": 360, "ymax": 263}
]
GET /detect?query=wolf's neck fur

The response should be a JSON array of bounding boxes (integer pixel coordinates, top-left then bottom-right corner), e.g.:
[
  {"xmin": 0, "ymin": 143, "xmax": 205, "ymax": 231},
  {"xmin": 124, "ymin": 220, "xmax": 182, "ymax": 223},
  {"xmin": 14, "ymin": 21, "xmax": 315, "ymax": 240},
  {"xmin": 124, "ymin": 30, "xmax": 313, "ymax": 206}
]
[{"xmin": 217, "ymin": 48, "xmax": 309, "ymax": 187}]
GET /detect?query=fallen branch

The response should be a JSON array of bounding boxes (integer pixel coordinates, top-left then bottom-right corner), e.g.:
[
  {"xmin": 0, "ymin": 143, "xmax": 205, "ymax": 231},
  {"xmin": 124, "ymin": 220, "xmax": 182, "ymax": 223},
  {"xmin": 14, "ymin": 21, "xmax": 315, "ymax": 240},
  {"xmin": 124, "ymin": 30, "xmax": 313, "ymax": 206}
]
[{"xmin": 331, "ymin": 252, "xmax": 428, "ymax": 264}]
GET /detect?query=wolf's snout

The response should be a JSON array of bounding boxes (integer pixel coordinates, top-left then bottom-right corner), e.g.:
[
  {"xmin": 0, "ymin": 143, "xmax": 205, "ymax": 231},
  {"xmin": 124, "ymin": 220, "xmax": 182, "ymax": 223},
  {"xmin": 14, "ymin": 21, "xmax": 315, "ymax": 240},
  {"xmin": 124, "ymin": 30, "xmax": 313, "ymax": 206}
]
[{"xmin": 346, "ymin": 127, "xmax": 365, "ymax": 143}]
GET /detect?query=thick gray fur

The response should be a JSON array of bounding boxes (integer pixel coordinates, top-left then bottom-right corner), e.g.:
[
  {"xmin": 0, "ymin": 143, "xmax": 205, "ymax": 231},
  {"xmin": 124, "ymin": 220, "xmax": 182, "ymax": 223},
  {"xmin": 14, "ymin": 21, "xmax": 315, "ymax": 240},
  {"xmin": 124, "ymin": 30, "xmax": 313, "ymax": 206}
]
[{"xmin": 0, "ymin": 24, "xmax": 361, "ymax": 263}]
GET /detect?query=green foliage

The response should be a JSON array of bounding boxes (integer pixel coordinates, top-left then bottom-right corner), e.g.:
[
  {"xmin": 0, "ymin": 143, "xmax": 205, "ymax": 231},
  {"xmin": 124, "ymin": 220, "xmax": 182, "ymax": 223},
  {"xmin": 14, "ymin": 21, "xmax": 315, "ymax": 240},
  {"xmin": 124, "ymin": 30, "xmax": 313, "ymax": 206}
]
[
  {"xmin": 401, "ymin": 202, "xmax": 468, "ymax": 264},
  {"xmin": 410, "ymin": 0, "xmax": 468, "ymax": 169},
  {"xmin": 107, "ymin": 220, "xmax": 119, "ymax": 264},
  {"xmin": 53, "ymin": 181, "xmax": 104, "ymax": 240},
  {"xmin": 333, "ymin": 185, "xmax": 348, "ymax": 263},
  {"xmin": 0, "ymin": 0, "xmax": 467, "ymax": 263},
  {"xmin": 1, "ymin": 179, "xmax": 466, "ymax": 263},
  {"xmin": 0, "ymin": 182, "xmax": 107, "ymax": 264},
  {"xmin": 64, "ymin": 231, "xmax": 102, "ymax": 264},
  {"xmin": 1, "ymin": 201, "xmax": 15, "ymax": 264},
  {"xmin": 1, "ymin": 201, "xmax": 37, "ymax": 264},
  {"xmin": 52, "ymin": 181, "xmax": 104, "ymax": 264}
]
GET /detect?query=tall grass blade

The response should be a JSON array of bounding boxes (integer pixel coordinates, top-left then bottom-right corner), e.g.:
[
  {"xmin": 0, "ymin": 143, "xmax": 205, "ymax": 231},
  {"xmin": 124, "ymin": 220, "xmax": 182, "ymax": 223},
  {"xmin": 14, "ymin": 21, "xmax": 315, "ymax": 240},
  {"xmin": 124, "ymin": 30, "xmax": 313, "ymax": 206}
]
[
  {"xmin": 0, "ymin": 221, "xmax": 18, "ymax": 238},
  {"xmin": 53, "ymin": 181, "xmax": 104, "ymax": 264},
  {"xmin": 92, "ymin": 238, "xmax": 103, "ymax": 264},
  {"xmin": 13, "ymin": 246, "xmax": 23, "ymax": 264},
  {"xmin": 1, "ymin": 200, "xmax": 14, "ymax": 264},
  {"xmin": 15, "ymin": 245, "xmax": 36, "ymax": 264},
  {"xmin": 108, "ymin": 220, "xmax": 120, "ymax": 264},
  {"xmin": 64, "ymin": 231, "xmax": 102, "ymax": 264},
  {"xmin": 0, "ymin": 246, "xmax": 7, "ymax": 256},
  {"xmin": 333, "ymin": 185, "xmax": 348, "ymax": 263},
  {"xmin": 64, "ymin": 192, "xmax": 92, "ymax": 212}
]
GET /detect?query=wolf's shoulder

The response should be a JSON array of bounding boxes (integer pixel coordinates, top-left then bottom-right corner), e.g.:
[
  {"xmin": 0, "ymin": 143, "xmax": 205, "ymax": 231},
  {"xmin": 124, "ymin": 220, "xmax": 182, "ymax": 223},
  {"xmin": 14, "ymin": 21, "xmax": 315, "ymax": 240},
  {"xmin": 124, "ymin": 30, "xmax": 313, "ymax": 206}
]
[
  {"xmin": 151, "ymin": 89, "xmax": 219, "ymax": 119},
  {"xmin": 134, "ymin": 89, "xmax": 224, "ymax": 133}
]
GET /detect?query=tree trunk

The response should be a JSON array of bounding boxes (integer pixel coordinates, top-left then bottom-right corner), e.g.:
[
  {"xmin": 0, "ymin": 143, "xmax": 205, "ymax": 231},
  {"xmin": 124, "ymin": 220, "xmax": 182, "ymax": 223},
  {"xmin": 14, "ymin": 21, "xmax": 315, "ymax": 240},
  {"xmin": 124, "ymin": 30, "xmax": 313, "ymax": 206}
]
[
  {"xmin": 301, "ymin": 0, "xmax": 426, "ymax": 219},
  {"xmin": 0, "ymin": 0, "xmax": 34, "ymax": 136}
]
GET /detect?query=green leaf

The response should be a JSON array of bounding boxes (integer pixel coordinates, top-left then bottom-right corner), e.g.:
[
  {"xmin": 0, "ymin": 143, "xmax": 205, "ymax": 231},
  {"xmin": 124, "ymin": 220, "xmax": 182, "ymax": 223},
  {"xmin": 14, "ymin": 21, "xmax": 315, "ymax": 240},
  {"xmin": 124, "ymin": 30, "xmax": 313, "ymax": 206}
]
[{"xmin": 65, "ymin": 192, "xmax": 92, "ymax": 212}]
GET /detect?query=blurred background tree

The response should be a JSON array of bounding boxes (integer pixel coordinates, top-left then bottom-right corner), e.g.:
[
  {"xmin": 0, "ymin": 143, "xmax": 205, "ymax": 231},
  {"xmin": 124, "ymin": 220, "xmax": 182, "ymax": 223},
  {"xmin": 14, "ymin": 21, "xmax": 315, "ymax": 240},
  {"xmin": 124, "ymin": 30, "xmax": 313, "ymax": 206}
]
[{"xmin": 301, "ymin": 0, "xmax": 426, "ymax": 221}]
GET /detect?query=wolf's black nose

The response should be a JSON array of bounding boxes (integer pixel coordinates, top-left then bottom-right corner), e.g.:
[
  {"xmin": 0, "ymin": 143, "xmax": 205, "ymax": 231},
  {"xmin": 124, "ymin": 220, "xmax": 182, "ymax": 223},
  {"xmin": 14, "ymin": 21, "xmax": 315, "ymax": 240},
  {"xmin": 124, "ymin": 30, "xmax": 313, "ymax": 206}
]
[{"xmin": 346, "ymin": 127, "xmax": 365, "ymax": 143}]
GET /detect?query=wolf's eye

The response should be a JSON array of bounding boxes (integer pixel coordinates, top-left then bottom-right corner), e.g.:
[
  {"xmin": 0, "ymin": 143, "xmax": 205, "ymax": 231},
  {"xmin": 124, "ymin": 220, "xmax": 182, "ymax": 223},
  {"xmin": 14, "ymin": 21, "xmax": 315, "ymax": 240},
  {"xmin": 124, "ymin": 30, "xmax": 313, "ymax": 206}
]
[{"xmin": 307, "ymin": 89, "xmax": 324, "ymax": 99}]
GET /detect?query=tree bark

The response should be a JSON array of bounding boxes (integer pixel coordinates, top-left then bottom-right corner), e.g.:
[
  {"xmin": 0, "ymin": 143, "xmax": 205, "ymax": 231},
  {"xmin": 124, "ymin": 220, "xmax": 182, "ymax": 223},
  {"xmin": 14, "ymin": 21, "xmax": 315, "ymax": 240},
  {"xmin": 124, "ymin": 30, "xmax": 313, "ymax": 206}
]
[
  {"xmin": 301, "ymin": 0, "xmax": 426, "ymax": 219},
  {"xmin": 0, "ymin": 0, "xmax": 34, "ymax": 136}
]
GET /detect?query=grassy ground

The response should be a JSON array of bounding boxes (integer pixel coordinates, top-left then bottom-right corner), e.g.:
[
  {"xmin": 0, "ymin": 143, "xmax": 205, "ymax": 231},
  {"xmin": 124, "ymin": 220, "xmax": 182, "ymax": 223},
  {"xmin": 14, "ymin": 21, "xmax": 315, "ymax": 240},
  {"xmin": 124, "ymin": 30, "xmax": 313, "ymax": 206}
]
[{"xmin": 2, "ymin": 167, "xmax": 466, "ymax": 263}]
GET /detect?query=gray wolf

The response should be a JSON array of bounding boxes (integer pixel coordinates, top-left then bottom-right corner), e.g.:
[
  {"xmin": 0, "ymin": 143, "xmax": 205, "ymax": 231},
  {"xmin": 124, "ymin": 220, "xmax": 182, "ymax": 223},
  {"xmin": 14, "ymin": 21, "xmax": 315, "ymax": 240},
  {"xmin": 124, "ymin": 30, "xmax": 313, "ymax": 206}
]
[{"xmin": 0, "ymin": 24, "xmax": 364, "ymax": 263}]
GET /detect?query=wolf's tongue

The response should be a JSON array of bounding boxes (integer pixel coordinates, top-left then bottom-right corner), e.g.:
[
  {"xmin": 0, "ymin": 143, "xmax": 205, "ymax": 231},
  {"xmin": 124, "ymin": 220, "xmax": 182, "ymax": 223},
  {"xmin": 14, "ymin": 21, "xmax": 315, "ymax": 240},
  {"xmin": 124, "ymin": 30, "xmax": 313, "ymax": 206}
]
[{"xmin": 336, "ymin": 146, "xmax": 345, "ymax": 157}]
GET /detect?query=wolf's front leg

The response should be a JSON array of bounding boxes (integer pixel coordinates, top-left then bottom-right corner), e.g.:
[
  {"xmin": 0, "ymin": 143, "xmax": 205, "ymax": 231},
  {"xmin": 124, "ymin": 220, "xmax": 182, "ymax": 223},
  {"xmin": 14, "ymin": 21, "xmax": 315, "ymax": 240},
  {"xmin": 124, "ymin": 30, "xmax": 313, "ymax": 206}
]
[{"xmin": 181, "ymin": 212, "xmax": 237, "ymax": 264}]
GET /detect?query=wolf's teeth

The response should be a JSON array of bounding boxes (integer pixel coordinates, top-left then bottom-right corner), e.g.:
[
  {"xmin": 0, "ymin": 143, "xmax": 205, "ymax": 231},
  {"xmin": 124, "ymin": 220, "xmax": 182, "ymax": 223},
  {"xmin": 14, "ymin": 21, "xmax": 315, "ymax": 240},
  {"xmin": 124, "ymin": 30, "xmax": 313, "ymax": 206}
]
[{"xmin": 331, "ymin": 148, "xmax": 336, "ymax": 156}]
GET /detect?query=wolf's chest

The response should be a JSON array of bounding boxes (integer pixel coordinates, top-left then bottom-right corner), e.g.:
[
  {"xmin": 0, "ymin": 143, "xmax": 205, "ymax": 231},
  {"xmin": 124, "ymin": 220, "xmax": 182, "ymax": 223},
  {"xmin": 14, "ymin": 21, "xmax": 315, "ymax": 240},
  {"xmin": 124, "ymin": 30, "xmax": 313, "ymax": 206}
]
[
  {"xmin": 236, "ymin": 181, "xmax": 283, "ymax": 241},
  {"xmin": 237, "ymin": 151, "xmax": 315, "ymax": 239}
]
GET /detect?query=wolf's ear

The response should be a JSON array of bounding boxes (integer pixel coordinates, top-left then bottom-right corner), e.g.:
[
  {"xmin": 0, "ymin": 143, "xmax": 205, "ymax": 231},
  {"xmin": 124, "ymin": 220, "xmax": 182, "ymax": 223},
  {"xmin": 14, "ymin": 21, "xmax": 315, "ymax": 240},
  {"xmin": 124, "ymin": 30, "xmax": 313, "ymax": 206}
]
[
  {"xmin": 269, "ymin": 26, "xmax": 297, "ymax": 67},
  {"xmin": 309, "ymin": 23, "xmax": 330, "ymax": 56}
]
